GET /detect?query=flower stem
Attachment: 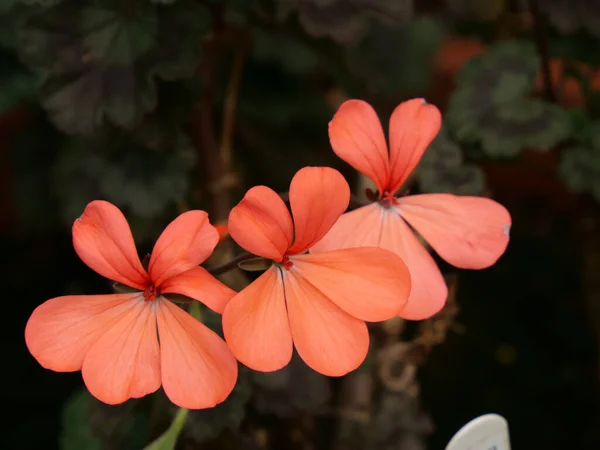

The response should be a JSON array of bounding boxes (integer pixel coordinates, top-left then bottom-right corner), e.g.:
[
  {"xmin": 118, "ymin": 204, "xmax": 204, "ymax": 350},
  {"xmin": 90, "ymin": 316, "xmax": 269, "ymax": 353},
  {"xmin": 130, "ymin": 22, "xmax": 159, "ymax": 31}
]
[
  {"xmin": 208, "ymin": 252, "xmax": 255, "ymax": 275},
  {"xmin": 143, "ymin": 407, "xmax": 188, "ymax": 450}
]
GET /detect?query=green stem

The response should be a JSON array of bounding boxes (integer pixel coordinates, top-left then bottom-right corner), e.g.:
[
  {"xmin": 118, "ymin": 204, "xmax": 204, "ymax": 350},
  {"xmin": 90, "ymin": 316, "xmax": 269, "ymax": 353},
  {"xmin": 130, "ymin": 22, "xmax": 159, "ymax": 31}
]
[{"xmin": 143, "ymin": 407, "xmax": 189, "ymax": 450}]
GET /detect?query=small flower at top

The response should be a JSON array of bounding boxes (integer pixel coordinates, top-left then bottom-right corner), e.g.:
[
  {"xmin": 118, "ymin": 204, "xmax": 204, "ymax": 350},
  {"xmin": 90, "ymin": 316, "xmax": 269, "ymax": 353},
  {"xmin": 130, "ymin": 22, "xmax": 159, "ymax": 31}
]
[
  {"xmin": 223, "ymin": 166, "xmax": 411, "ymax": 377},
  {"xmin": 25, "ymin": 200, "xmax": 238, "ymax": 409},
  {"xmin": 312, "ymin": 99, "xmax": 511, "ymax": 320}
]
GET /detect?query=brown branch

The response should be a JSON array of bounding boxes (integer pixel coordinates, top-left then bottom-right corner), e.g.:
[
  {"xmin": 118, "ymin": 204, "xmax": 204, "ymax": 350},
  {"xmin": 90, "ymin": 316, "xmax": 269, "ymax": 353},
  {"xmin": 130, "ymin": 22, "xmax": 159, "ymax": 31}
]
[{"xmin": 529, "ymin": 0, "xmax": 557, "ymax": 101}]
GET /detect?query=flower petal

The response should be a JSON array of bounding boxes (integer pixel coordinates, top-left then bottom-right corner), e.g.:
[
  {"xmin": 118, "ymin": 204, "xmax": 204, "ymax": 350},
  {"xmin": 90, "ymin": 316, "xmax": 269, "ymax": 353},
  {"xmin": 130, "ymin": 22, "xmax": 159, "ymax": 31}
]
[
  {"xmin": 288, "ymin": 167, "xmax": 350, "ymax": 254},
  {"xmin": 397, "ymin": 194, "xmax": 511, "ymax": 269},
  {"xmin": 328, "ymin": 100, "xmax": 390, "ymax": 194},
  {"xmin": 149, "ymin": 211, "xmax": 219, "ymax": 287},
  {"xmin": 228, "ymin": 186, "xmax": 294, "ymax": 261},
  {"xmin": 82, "ymin": 299, "xmax": 160, "ymax": 404},
  {"xmin": 387, "ymin": 99, "xmax": 441, "ymax": 194},
  {"xmin": 284, "ymin": 271, "xmax": 369, "ymax": 377},
  {"xmin": 310, "ymin": 203, "xmax": 385, "ymax": 253},
  {"xmin": 222, "ymin": 266, "xmax": 293, "ymax": 372},
  {"xmin": 160, "ymin": 266, "xmax": 236, "ymax": 314},
  {"xmin": 25, "ymin": 294, "xmax": 139, "ymax": 372},
  {"xmin": 291, "ymin": 247, "xmax": 409, "ymax": 321},
  {"xmin": 72, "ymin": 201, "xmax": 148, "ymax": 290},
  {"xmin": 157, "ymin": 300, "xmax": 238, "ymax": 409},
  {"xmin": 380, "ymin": 210, "xmax": 448, "ymax": 320}
]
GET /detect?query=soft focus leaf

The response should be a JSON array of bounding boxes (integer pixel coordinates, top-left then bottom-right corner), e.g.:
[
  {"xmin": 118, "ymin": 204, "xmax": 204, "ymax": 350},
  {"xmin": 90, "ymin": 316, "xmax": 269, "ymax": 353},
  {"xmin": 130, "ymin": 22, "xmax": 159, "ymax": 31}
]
[
  {"xmin": 347, "ymin": 17, "xmax": 446, "ymax": 96},
  {"xmin": 18, "ymin": 0, "xmax": 209, "ymax": 135},
  {"xmin": 0, "ymin": 52, "xmax": 35, "ymax": 112},
  {"xmin": 444, "ymin": 0, "xmax": 505, "ymax": 21},
  {"xmin": 540, "ymin": 0, "xmax": 600, "ymax": 39},
  {"xmin": 558, "ymin": 146, "xmax": 600, "ymax": 202},
  {"xmin": 276, "ymin": 0, "xmax": 413, "ymax": 44},
  {"xmin": 447, "ymin": 41, "xmax": 570, "ymax": 157},
  {"xmin": 60, "ymin": 390, "xmax": 103, "ymax": 450},
  {"xmin": 418, "ymin": 127, "xmax": 486, "ymax": 195}
]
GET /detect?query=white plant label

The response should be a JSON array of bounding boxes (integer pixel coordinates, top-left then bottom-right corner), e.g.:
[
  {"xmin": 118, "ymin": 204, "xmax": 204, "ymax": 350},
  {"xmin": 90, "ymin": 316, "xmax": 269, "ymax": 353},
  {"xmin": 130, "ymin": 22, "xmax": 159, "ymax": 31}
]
[{"xmin": 445, "ymin": 413, "xmax": 510, "ymax": 450}]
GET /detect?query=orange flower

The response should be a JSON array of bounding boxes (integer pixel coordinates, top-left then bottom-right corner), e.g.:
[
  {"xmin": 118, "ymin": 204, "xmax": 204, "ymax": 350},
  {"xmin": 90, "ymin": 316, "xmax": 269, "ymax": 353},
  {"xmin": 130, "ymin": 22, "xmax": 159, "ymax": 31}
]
[
  {"xmin": 312, "ymin": 99, "xmax": 512, "ymax": 320},
  {"xmin": 222, "ymin": 166, "xmax": 411, "ymax": 376},
  {"xmin": 25, "ymin": 201, "xmax": 238, "ymax": 409}
]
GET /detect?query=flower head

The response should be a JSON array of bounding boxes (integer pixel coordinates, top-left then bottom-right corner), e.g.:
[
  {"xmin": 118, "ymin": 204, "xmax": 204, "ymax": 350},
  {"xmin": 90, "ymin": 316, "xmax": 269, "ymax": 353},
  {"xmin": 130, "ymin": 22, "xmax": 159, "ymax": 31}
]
[
  {"xmin": 223, "ymin": 166, "xmax": 411, "ymax": 376},
  {"xmin": 25, "ymin": 200, "xmax": 238, "ymax": 409},
  {"xmin": 312, "ymin": 99, "xmax": 512, "ymax": 320}
]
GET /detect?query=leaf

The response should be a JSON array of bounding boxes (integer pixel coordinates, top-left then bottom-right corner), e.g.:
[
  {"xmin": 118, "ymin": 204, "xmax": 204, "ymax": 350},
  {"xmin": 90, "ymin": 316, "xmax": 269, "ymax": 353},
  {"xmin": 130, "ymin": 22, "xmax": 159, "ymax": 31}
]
[
  {"xmin": 347, "ymin": 17, "xmax": 446, "ymax": 96},
  {"xmin": 447, "ymin": 41, "xmax": 570, "ymax": 157},
  {"xmin": 276, "ymin": 0, "xmax": 413, "ymax": 44},
  {"xmin": 60, "ymin": 390, "xmax": 104, "ymax": 450},
  {"xmin": 144, "ymin": 408, "xmax": 188, "ymax": 450},
  {"xmin": 418, "ymin": 128, "xmax": 486, "ymax": 195},
  {"xmin": 18, "ymin": 0, "xmax": 209, "ymax": 135},
  {"xmin": 558, "ymin": 146, "xmax": 600, "ymax": 202},
  {"xmin": 0, "ymin": 52, "xmax": 36, "ymax": 112},
  {"xmin": 540, "ymin": 0, "xmax": 600, "ymax": 39}
]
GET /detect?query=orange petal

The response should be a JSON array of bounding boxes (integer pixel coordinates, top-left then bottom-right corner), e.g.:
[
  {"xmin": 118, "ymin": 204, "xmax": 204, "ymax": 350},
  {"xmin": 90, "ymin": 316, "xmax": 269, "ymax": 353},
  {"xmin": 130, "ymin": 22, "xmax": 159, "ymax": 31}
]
[
  {"xmin": 222, "ymin": 266, "xmax": 292, "ymax": 372},
  {"xmin": 284, "ymin": 271, "xmax": 369, "ymax": 376},
  {"xmin": 291, "ymin": 248, "xmax": 410, "ymax": 321},
  {"xmin": 25, "ymin": 294, "xmax": 139, "ymax": 372},
  {"xmin": 397, "ymin": 194, "xmax": 511, "ymax": 269},
  {"xmin": 149, "ymin": 211, "xmax": 219, "ymax": 287},
  {"xmin": 380, "ymin": 210, "xmax": 448, "ymax": 320},
  {"xmin": 311, "ymin": 203, "xmax": 446, "ymax": 320},
  {"xmin": 157, "ymin": 299, "xmax": 238, "ymax": 409},
  {"xmin": 387, "ymin": 99, "xmax": 441, "ymax": 194},
  {"xmin": 82, "ymin": 299, "xmax": 160, "ymax": 404},
  {"xmin": 310, "ymin": 203, "xmax": 386, "ymax": 253},
  {"xmin": 228, "ymin": 186, "xmax": 294, "ymax": 261},
  {"xmin": 160, "ymin": 266, "xmax": 236, "ymax": 314},
  {"xmin": 72, "ymin": 201, "xmax": 148, "ymax": 290},
  {"xmin": 288, "ymin": 167, "xmax": 350, "ymax": 254},
  {"xmin": 328, "ymin": 100, "xmax": 390, "ymax": 194}
]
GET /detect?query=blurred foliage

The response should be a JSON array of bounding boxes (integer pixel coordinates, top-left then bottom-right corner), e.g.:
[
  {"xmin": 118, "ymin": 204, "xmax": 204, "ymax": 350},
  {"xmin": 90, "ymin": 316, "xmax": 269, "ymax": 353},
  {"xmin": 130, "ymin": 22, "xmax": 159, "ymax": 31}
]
[
  {"xmin": 7, "ymin": 0, "xmax": 600, "ymax": 449},
  {"xmin": 447, "ymin": 40, "xmax": 571, "ymax": 157}
]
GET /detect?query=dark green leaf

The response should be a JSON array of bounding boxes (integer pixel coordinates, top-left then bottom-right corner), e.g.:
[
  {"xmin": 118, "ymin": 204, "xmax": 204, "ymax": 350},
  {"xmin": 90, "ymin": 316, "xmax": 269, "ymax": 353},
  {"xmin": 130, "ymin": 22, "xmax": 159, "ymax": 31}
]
[
  {"xmin": 558, "ymin": 146, "xmax": 600, "ymax": 202},
  {"xmin": 0, "ymin": 52, "xmax": 36, "ymax": 112},
  {"xmin": 347, "ymin": 17, "xmax": 445, "ymax": 96},
  {"xmin": 60, "ymin": 390, "xmax": 104, "ymax": 450},
  {"xmin": 18, "ymin": 0, "xmax": 209, "ymax": 135},
  {"xmin": 418, "ymin": 128, "xmax": 486, "ymax": 195}
]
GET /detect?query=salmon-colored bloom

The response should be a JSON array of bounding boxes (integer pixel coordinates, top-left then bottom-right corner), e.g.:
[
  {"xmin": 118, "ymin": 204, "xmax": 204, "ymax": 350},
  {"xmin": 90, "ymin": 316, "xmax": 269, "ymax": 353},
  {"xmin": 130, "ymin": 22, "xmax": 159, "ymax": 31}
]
[
  {"xmin": 312, "ymin": 99, "xmax": 511, "ymax": 320},
  {"xmin": 25, "ymin": 201, "xmax": 238, "ymax": 409},
  {"xmin": 223, "ymin": 166, "xmax": 411, "ymax": 376}
]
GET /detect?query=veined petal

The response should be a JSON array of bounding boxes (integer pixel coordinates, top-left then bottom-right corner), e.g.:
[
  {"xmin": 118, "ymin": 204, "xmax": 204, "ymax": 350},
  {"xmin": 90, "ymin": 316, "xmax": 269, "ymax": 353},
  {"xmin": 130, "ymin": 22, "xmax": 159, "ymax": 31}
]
[
  {"xmin": 288, "ymin": 167, "xmax": 350, "ymax": 254},
  {"xmin": 310, "ymin": 203, "xmax": 385, "ymax": 253},
  {"xmin": 149, "ymin": 211, "xmax": 218, "ymax": 287},
  {"xmin": 157, "ymin": 300, "xmax": 238, "ymax": 409},
  {"xmin": 291, "ymin": 248, "xmax": 409, "ymax": 321},
  {"xmin": 222, "ymin": 266, "xmax": 292, "ymax": 372},
  {"xmin": 25, "ymin": 294, "xmax": 140, "ymax": 372},
  {"xmin": 228, "ymin": 186, "xmax": 294, "ymax": 261},
  {"xmin": 160, "ymin": 266, "xmax": 236, "ymax": 314},
  {"xmin": 82, "ymin": 299, "xmax": 160, "ymax": 405},
  {"xmin": 72, "ymin": 201, "xmax": 148, "ymax": 290},
  {"xmin": 329, "ymin": 100, "xmax": 390, "ymax": 194},
  {"xmin": 284, "ymin": 271, "xmax": 369, "ymax": 377},
  {"xmin": 380, "ymin": 210, "xmax": 448, "ymax": 320},
  {"xmin": 388, "ymin": 99, "xmax": 441, "ymax": 194},
  {"xmin": 397, "ymin": 194, "xmax": 511, "ymax": 269}
]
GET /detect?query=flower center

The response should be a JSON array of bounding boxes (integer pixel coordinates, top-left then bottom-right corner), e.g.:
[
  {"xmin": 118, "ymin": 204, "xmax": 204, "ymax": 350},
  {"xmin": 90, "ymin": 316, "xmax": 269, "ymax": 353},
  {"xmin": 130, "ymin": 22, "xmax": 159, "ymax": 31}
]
[
  {"xmin": 280, "ymin": 254, "xmax": 293, "ymax": 271},
  {"xmin": 380, "ymin": 191, "xmax": 399, "ymax": 209},
  {"xmin": 143, "ymin": 282, "xmax": 159, "ymax": 302}
]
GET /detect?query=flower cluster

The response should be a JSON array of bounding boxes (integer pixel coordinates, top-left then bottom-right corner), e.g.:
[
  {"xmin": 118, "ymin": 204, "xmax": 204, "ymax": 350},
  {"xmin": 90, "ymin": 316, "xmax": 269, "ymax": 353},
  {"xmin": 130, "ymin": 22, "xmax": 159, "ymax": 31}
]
[{"xmin": 25, "ymin": 99, "xmax": 511, "ymax": 409}]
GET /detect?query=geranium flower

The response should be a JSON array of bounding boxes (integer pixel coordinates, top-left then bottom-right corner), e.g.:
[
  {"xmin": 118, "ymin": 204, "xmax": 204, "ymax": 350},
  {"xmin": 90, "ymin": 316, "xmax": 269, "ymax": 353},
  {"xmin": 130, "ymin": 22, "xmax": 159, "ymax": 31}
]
[
  {"xmin": 311, "ymin": 99, "xmax": 511, "ymax": 320},
  {"xmin": 25, "ymin": 201, "xmax": 238, "ymax": 409},
  {"xmin": 222, "ymin": 166, "xmax": 411, "ymax": 376}
]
